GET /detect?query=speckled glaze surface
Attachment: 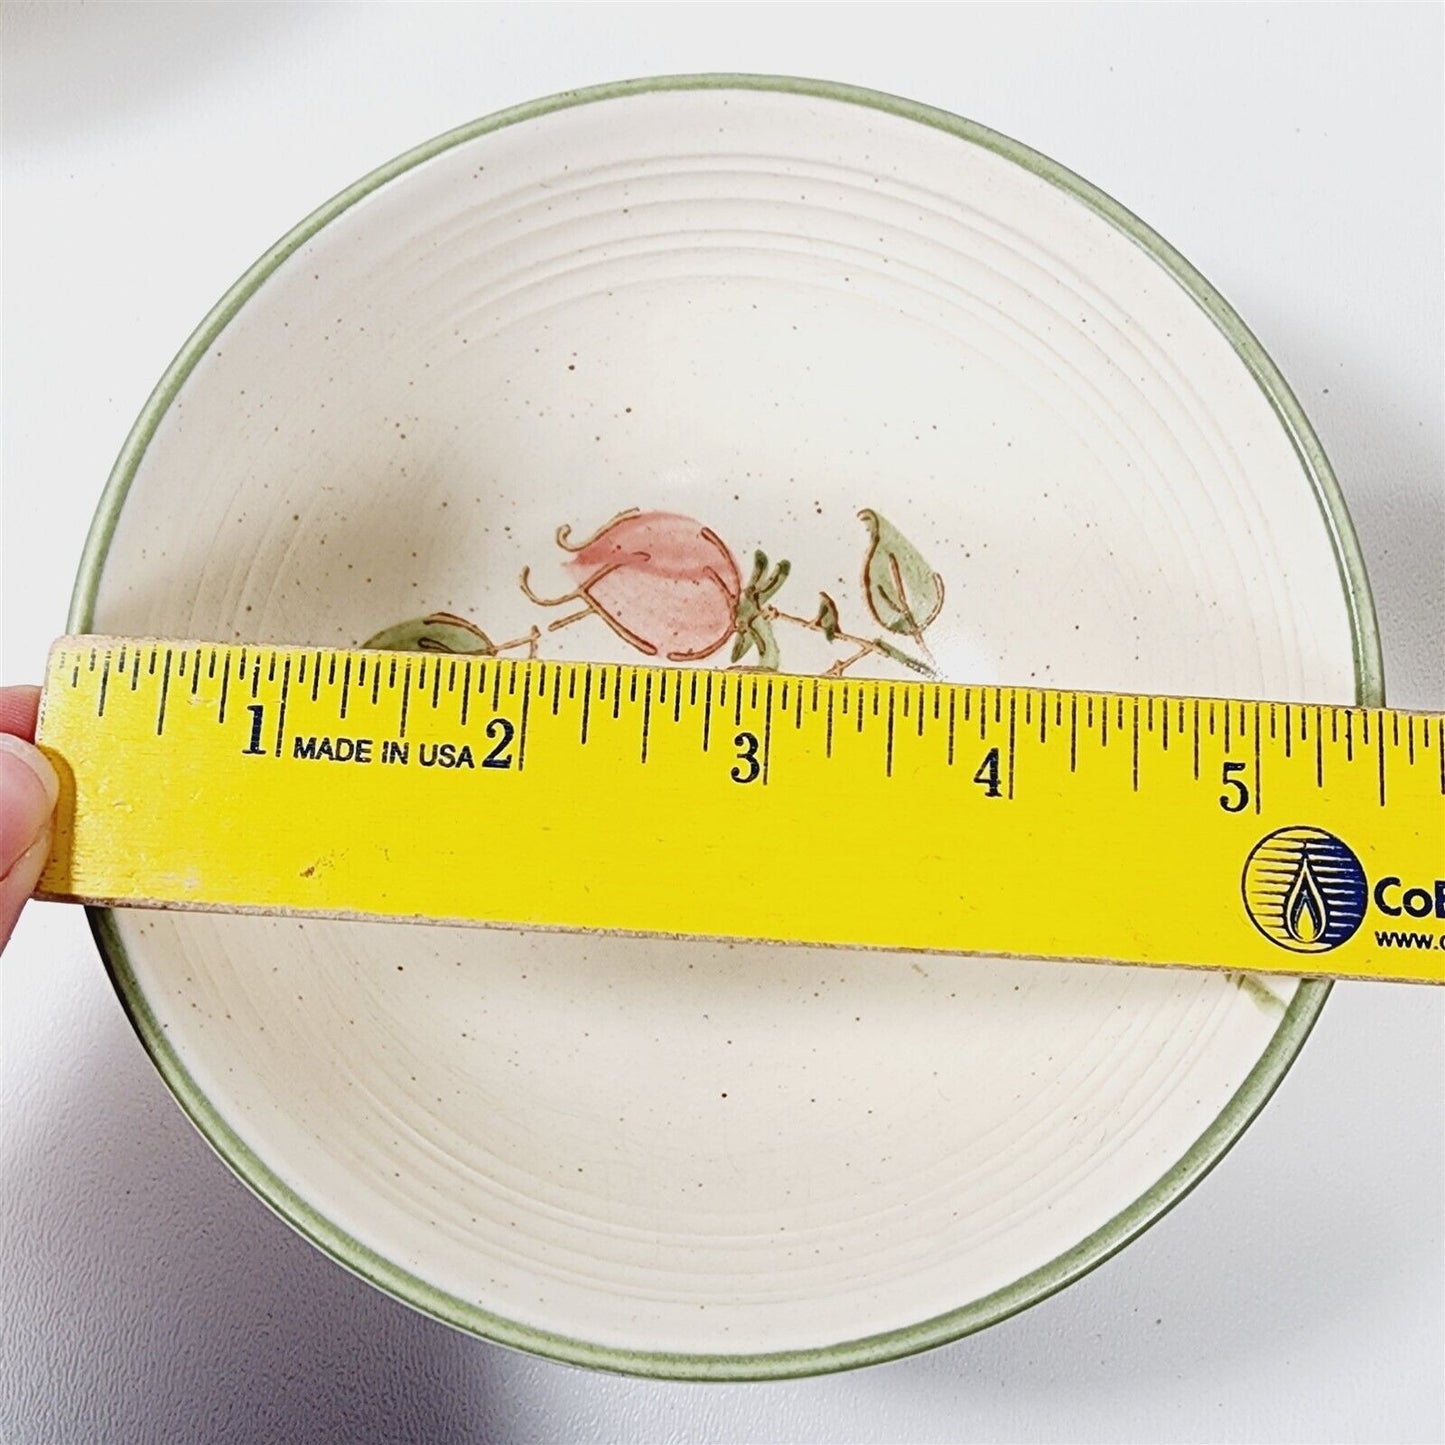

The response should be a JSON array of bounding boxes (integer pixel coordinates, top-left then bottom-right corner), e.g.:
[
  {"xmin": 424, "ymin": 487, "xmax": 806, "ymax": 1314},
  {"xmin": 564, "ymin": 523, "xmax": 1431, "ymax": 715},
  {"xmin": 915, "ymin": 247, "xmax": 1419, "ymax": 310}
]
[{"xmin": 75, "ymin": 78, "xmax": 1377, "ymax": 1377}]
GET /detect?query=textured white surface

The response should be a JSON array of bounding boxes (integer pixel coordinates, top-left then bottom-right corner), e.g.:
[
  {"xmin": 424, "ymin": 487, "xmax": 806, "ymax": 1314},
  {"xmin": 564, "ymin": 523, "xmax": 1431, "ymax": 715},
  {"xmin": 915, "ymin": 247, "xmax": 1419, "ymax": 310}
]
[{"xmin": 2, "ymin": 3, "xmax": 1441, "ymax": 1440}]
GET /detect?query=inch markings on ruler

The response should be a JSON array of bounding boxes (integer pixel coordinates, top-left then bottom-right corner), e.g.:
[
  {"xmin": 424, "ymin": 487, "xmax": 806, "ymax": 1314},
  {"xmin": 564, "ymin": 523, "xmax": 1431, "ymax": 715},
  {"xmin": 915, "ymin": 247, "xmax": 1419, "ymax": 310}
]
[{"xmin": 33, "ymin": 637, "xmax": 1445, "ymax": 985}]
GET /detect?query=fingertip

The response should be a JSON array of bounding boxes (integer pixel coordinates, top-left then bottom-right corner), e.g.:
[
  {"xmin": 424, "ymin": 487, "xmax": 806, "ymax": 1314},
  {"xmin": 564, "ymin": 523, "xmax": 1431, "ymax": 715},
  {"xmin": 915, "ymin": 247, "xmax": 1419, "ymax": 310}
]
[
  {"xmin": 0, "ymin": 686, "xmax": 43, "ymax": 742},
  {"xmin": 0, "ymin": 735, "xmax": 60, "ymax": 877}
]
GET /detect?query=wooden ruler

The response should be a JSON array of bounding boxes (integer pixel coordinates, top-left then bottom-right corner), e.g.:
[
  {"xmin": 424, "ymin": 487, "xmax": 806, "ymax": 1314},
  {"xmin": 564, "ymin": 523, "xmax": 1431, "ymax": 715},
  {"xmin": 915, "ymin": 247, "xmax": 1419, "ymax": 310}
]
[{"xmin": 33, "ymin": 637, "xmax": 1445, "ymax": 982}]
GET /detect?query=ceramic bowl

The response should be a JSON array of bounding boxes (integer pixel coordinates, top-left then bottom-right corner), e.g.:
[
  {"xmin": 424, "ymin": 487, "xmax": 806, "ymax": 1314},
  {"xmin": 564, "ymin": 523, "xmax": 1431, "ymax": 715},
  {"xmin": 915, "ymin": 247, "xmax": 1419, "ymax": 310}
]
[{"xmin": 74, "ymin": 76, "xmax": 1379, "ymax": 1377}]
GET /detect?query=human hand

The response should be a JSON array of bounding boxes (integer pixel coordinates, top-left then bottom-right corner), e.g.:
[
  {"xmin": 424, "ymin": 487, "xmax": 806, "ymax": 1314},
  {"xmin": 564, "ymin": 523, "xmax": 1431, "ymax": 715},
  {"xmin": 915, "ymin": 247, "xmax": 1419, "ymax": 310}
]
[{"xmin": 0, "ymin": 686, "xmax": 58, "ymax": 951}]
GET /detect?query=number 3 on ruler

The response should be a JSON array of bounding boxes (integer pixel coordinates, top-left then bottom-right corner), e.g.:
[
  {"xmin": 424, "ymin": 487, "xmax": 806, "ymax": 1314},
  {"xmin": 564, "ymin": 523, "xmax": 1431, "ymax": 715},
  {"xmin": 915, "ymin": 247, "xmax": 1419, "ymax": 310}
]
[{"xmin": 731, "ymin": 731, "xmax": 760, "ymax": 784}]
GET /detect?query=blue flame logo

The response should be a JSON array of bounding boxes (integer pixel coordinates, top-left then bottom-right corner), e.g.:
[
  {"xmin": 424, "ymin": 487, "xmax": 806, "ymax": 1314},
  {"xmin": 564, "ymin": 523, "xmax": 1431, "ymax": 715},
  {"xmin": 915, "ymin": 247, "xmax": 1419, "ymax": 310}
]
[{"xmin": 1241, "ymin": 827, "xmax": 1367, "ymax": 953}]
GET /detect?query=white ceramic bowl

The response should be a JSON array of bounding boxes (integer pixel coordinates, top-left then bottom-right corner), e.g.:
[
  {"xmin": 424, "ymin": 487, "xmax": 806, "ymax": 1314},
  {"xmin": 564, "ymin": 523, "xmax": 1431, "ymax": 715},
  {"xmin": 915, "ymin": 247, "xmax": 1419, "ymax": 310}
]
[{"xmin": 74, "ymin": 77, "xmax": 1379, "ymax": 1377}]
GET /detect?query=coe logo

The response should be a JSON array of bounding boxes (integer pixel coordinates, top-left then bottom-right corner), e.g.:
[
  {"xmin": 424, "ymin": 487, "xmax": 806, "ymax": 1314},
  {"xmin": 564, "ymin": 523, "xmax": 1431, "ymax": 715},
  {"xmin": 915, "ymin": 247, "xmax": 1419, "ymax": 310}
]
[{"xmin": 1241, "ymin": 826, "xmax": 1369, "ymax": 953}]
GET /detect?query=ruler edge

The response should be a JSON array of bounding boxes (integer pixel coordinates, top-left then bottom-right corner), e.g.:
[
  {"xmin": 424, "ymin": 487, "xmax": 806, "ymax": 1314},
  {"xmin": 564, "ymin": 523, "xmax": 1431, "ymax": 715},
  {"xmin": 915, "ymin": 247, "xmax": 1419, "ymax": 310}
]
[
  {"xmin": 28, "ymin": 884, "xmax": 1444, "ymax": 988},
  {"xmin": 37, "ymin": 633, "xmax": 1445, "ymax": 723}
]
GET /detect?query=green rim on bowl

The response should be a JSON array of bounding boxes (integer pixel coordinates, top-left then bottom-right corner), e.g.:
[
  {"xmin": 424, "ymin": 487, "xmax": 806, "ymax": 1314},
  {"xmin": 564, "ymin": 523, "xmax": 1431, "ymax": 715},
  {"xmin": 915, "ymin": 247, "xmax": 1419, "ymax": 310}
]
[{"xmin": 69, "ymin": 74, "xmax": 1383, "ymax": 1380}]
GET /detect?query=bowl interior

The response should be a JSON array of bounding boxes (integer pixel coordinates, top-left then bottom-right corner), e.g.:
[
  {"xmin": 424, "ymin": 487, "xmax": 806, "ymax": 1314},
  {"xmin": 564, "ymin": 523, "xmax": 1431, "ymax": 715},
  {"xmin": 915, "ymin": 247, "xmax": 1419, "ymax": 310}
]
[{"xmin": 83, "ymin": 83, "xmax": 1360, "ymax": 1372}]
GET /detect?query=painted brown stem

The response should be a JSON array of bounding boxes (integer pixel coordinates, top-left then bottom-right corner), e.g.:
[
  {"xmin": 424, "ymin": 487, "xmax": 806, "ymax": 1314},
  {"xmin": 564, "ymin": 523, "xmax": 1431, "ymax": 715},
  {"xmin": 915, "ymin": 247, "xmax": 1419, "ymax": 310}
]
[
  {"xmin": 495, "ymin": 627, "xmax": 543, "ymax": 659},
  {"xmin": 519, "ymin": 567, "xmax": 580, "ymax": 609},
  {"xmin": 767, "ymin": 608, "xmax": 933, "ymax": 677},
  {"xmin": 544, "ymin": 608, "xmax": 594, "ymax": 633}
]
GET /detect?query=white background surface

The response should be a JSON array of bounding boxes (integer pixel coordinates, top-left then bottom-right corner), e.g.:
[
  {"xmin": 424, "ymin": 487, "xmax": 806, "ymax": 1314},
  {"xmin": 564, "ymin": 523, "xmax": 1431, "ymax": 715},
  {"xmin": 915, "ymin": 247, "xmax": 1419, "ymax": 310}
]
[{"xmin": 2, "ymin": 5, "xmax": 1441, "ymax": 1442}]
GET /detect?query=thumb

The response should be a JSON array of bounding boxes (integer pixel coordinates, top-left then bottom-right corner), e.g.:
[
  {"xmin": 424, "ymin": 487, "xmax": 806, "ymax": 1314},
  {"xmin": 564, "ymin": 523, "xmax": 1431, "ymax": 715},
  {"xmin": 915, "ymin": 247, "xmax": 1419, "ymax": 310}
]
[{"xmin": 0, "ymin": 734, "xmax": 59, "ymax": 951}]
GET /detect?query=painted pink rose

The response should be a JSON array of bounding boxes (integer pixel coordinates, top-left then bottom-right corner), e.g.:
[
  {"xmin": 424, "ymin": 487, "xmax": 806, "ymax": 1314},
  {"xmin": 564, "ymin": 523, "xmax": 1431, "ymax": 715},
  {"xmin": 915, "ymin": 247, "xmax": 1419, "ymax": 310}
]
[{"xmin": 529, "ymin": 510, "xmax": 743, "ymax": 661}]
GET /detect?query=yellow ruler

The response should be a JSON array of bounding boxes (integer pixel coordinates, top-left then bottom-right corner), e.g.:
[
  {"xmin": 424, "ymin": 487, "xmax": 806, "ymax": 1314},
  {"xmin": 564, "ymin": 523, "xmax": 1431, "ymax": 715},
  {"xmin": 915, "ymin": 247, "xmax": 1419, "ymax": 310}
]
[{"xmin": 33, "ymin": 636, "xmax": 1445, "ymax": 983}]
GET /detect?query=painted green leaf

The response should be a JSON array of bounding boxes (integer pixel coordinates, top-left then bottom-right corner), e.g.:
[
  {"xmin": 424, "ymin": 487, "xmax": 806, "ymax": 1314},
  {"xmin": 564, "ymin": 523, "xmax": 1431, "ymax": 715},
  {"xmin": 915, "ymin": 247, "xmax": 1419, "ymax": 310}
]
[
  {"xmin": 741, "ymin": 550, "xmax": 790, "ymax": 605},
  {"xmin": 734, "ymin": 564, "xmax": 763, "ymax": 639},
  {"xmin": 746, "ymin": 551, "xmax": 768, "ymax": 592},
  {"xmin": 858, "ymin": 509, "xmax": 944, "ymax": 640},
  {"xmin": 814, "ymin": 592, "xmax": 841, "ymax": 642},
  {"xmin": 749, "ymin": 616, "xmax": 780, "ymax": 670},
  {"xmin": 1229, "ymin": 971, "xmax": 1286, "ymax": 1015},
  {"xmin": 729, "ymin": 618, "xmax": 780, "ymax": 670},
  {"xmin": 731, "ymin": 550, "xmax": 789, "ymax": 668},
  {"xmin": 362, "ymin": 613, "xmax": 497, "ymax": 655},
  {"xmin": 872, "ymin": 636, "xmax": 935, "ymax": 677},
  {"xmin": 756, "ymin": 557, "xmax": 791, "ymax": 604}
]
